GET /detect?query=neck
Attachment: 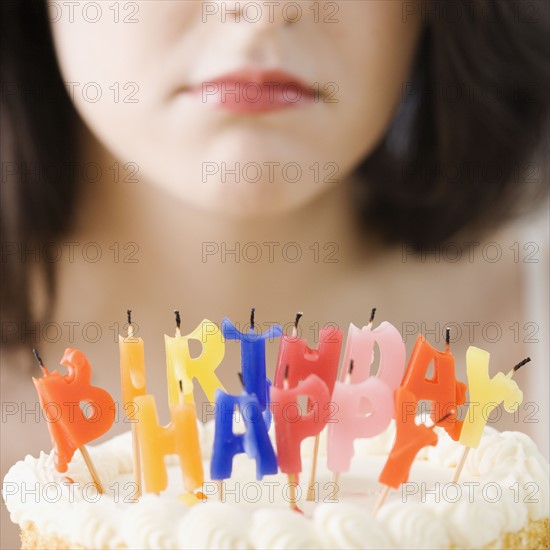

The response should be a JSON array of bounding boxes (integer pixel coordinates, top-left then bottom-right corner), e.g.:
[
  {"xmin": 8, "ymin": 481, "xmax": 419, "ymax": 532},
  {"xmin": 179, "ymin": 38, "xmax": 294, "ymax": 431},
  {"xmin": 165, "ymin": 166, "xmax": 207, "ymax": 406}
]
[{"xmin": 72, "ymin": 132, "xmax": 378, "ymax": 322}]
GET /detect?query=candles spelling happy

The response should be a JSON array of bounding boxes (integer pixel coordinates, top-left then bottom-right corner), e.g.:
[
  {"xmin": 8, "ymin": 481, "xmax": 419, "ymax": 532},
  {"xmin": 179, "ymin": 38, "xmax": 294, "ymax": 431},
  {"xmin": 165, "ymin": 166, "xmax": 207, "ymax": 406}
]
[
  {"xmin": 32, "ymin": 348, "xmax": 115, "ymax": 493},
  {"xmin": 274, "ymin": 315, "xmax": 343, "ymax": 500},
  {"xmin": 328, "ymin": 360, "xmax": 393, "ymax": 479},
  {"xmin": 271, "ymin": 366, "xmax": 331, "ymax": 510},
  {"xmin": 210, "ymin": 375, "xmax": 278, "ymax": 487},
  {"xmin": 135, "ymin": 384, "xmax": 203, "ymax": 495},
  {"xmin": 374, "ymin": 387, "xmax": 452, "ymax": 514}
]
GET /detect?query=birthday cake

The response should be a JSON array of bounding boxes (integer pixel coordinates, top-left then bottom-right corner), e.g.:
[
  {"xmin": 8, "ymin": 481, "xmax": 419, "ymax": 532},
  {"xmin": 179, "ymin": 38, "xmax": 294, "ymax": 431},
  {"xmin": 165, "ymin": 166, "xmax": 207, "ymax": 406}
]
[{"xmin": 3, "ymin": 419, "xmax": 549, "ymax": 550}]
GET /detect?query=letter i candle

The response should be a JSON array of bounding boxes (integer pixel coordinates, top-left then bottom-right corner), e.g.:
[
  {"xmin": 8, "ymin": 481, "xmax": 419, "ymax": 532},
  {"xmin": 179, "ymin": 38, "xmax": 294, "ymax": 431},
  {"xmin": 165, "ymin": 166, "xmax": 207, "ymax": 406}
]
[{"xmin": 118, "ymin": 310, "xmax": 147, "ymax": 498}]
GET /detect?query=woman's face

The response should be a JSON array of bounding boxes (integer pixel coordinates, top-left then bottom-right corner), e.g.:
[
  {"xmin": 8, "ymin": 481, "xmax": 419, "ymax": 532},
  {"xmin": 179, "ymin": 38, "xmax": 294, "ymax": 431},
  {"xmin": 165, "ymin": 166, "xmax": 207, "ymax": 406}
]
[{"xmin": 49, "ymin": 1, "xmax": 422, "ymax": 217}]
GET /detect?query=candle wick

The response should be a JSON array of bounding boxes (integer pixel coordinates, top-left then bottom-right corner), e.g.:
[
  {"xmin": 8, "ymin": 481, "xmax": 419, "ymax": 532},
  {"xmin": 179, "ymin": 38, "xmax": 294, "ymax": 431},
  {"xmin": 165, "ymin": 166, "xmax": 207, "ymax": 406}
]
[
  {"xmin": 345, "ymin": 359, "xmax": 354, "ymax": 383},
  {"xmin": 32, "ymin": 348, "xmax": 48, "ymax": 375},
  {"xmin": 433, "ymin": 410, "xmax": 454, "ymax": 427},
  {"xmin": 127, "ymin": 309, "xmax": 132, "ymax": 326},
  {"xmin": 237, "ymin": 372, "xmax": 244, "ymax": 387},
  {"xmin": 445, "ymin": 327, "xmax": 451, "ymax": 351},
  {"xmin": 513, "ymin": 357, "xmax": 531, "ymax": 372},
  {"xmin": 174, "ymin": 310, "xmax": 181, "ymax": 330},
  {"xmin": 250, "ymin": 307, "xmax": 255, "ymax": 331},
  {"xmin": 368, "ymin": 307, "xmax": 377, "ymax": 327},
  {"xmin": 178, "ymin": 379, "xmax": 183, "ymax": 393}
]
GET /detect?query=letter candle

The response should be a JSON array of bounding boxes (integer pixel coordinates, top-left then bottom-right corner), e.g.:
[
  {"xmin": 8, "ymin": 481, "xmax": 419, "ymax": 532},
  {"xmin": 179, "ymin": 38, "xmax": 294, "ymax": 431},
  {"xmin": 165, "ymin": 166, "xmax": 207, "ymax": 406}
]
[
  {"xmin": 135, "ymin": 383, "xmax": 203, "ymax": 495},
  {"xmin": 118, "ymin": 309, "xmax": 146, "ymax": 498},
  {"xmin": 274, "ymin": 314, "xmax": 343, "ymax": 501},
  {"xmin": 329, "ymin": 360, "xmax": 393, "ymax": 497},
  {"xmin": 271, "ymin": 365, "xmax": 331, "ymax": 511},
  {"xmin": 165, "ymin": 310, "xmax": 226, "ymax": 407},
  {"xmin": 373, "ymin": 387, "xmax": 453, "ymax": 515},
  {"xmin": 32, "ymin": 348, "xmax": 115, "ymax": 494},
  {"xmin": 401, "ymin": 329, "xmax": 466, "ymax": 440},
  {"xmin": 222, "ymin": 308, "xmax": 283, "ymax": 411},
  {"xmin": 210, "ymin": 374, "xmax": 278, "ymax": 501},
  {"xmin": 451, "ymin": 351, "xmax": 528, "ymax": 483},
  {"xmin": 339, "ymin": 308, "xmax": 405, "ymax": 391}
]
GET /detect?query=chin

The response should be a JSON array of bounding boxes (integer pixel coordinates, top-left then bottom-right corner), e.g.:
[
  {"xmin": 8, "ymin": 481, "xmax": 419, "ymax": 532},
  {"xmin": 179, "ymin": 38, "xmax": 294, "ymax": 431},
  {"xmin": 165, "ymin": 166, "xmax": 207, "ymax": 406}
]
[{"xmin": 179, "ymin": 178, "xmax": 328, "ymax": 220}]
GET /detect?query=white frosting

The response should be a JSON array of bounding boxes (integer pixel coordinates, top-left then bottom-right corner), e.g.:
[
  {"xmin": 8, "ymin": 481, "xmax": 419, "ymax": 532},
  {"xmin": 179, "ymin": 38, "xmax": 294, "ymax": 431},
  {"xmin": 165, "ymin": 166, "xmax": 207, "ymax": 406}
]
[{"xmin": 2, "ymin": 421, "xmax": 548, "ymax": 550}]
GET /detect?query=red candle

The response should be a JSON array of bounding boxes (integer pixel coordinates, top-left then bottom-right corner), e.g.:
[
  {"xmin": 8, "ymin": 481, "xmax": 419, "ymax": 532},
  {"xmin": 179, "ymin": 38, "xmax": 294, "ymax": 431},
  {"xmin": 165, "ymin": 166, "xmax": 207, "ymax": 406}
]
[
  {"xmin": 274, "ymin": 324, "xmax": 342, "ymax": 394},
  {"xmin": 400, "ymin": 334, "xmax": 465, "ymax": 440},
  {"xmin": 271, "ymin": 373, "xmax": 330, "ymax": 477},
  {"xmin": 33, "ymin": 348, "xmax": 116, "ymax": 473},
  {"xmin": 378, "ymin": 387, "xmax": 438, "ymax": 489}
]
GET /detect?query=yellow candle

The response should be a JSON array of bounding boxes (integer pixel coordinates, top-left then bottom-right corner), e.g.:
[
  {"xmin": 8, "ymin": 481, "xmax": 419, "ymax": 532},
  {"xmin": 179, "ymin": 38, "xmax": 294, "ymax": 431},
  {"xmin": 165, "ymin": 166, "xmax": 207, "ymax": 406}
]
[
  {"xmin": 135, "ymin": 394, "xmax": 203, "ymax": 494},
  {"xmin": 460, "ymin": 346, "xmax": 523, "ymax": 449},
  {"xmin": 119, "ymin": 331, "xmax": 147, "ymax": 416},
  {"xmin": 165, "ymin": 319, "xmax": 225, "ymax": 407}
]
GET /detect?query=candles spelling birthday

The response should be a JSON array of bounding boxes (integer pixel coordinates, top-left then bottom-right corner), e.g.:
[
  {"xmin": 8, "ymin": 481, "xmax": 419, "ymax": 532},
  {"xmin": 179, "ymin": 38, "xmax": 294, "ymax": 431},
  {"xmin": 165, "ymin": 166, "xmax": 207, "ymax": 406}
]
[
  {"xmin": 222, "ymin": 308, "xmax": 282, "ymax": 411},
  {"xmin": 118, "ymin": 309, "xmax": 146, "ymax": 498},
  {"xmin": 340, "ymin": 308, "xmax": 405, "ymax": 390},
  {"xmin": 452, "ymin": 349, "xmax": 527, "ymax": 483},
  {"xmin": 274, "ymin": 314, "xmax": 343, "ymax": 500},
  {"xmin": 165, "ymin": 310, "xmax": 226, "ymax": 406},
  {"xmin": 401, "ymin": 329, "xmax": 465, "ymax": 439},
  {"xmin": 32, "ymin": 348, "xmax": 115, "ymax": 494}
]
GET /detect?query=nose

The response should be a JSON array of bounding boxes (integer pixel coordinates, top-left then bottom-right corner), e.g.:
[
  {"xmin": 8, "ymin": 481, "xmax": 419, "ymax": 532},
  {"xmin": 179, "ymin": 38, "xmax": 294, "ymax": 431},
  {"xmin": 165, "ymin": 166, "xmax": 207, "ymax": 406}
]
[{"xmin": 205, "ymin": 1, "xmax": 295, "ymax": 27}]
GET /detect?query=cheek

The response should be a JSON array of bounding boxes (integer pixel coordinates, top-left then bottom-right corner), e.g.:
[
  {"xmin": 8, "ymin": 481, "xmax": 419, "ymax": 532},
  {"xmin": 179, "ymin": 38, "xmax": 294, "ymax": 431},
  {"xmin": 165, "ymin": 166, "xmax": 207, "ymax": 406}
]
[{"xmin": 329, "ymin": 1, "xmax": 423, "ymax": 154}]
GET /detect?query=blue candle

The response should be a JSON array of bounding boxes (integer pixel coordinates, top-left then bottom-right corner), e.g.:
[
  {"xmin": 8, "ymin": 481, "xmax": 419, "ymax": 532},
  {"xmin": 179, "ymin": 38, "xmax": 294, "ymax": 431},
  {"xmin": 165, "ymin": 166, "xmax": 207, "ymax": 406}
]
[
  {"xmin": 210, "ymin": 388, "xmax": 278, "ymax": 480},
  {"xmin": 222, "ymin": 311, "xmax": 282, "ymax": 410}
]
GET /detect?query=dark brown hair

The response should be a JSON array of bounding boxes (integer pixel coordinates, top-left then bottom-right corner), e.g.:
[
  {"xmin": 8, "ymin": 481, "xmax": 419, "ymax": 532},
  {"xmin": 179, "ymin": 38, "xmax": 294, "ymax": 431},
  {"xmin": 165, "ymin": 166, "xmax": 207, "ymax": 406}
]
[{"xmin": 1, "ymin": 0, "xmax": 549, "ymax": 346}]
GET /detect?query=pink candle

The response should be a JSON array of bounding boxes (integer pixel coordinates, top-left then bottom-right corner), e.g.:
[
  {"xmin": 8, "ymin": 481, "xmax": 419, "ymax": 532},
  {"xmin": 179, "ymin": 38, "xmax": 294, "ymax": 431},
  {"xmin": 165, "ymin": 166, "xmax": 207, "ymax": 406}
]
[
  {"xmin": 271, "ymin": 373, "xmax": 330, "ymax": 477},
  {"xmin": 340, "ymin": 320, "xmax": 405, "ymax": 390},
  {"xmin": 328, "ymin": 373, "xmax": 393, "ymax": 474}
]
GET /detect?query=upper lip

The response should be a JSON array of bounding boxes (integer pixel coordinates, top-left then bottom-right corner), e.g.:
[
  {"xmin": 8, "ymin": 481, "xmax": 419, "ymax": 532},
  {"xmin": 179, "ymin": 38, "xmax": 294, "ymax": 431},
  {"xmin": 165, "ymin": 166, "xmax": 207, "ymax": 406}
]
[{"xmin": 178, "ymin": 68, "xmax": 317, "ymax": 96}]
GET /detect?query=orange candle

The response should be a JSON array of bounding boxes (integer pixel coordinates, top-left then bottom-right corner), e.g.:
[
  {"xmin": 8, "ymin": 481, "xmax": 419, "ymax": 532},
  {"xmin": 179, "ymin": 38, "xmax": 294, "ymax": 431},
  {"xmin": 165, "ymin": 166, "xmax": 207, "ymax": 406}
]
[
  {"xmin": 400, "ymin": 333, "xmax": 465, "ymax": 440},
  {"xmin": 378, "ymin": 387, "xmax": 438, "ymax": 489},
  {"xmin": 33, "ymin": 348, "xmax": 116, "ymax": 474},
  {"xmin": 135, "ymin": 393, "xmax": 203, "ymax": 494}
]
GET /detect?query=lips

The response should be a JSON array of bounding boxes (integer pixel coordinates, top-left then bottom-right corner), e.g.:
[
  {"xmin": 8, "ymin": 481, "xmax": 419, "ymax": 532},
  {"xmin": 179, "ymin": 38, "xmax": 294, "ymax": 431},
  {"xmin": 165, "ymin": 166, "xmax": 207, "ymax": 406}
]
[{"xmin": 182, "ymin": 69, "xmax": 317, "ymax": 114}]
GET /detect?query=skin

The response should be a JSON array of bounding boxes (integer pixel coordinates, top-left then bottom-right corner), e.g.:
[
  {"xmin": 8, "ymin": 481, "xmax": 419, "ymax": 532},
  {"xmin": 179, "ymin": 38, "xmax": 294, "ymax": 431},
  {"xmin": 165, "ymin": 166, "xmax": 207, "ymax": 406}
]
[
  {"xmin": 47, "ymin": 0, "xmax": 422, "ymax": 215},
  {"xmin": 1, "ymin": 2, "xmax": 545, "ymax": 547}
]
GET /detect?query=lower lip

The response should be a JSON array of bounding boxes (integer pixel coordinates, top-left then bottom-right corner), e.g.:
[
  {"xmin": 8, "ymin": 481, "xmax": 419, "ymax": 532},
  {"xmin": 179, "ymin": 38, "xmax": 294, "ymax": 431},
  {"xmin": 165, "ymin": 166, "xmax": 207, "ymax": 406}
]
[{"xmin": 189, "ymin": 81, "xmax": 316, "ymax": 114}]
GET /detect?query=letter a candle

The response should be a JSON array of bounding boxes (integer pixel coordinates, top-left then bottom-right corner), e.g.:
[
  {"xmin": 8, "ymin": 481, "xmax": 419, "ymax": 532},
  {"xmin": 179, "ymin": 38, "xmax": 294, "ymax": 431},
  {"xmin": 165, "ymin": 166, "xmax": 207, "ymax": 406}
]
[{"xmin": 32, "ymin": 348, "xmax": 115, "ymax": 494}]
